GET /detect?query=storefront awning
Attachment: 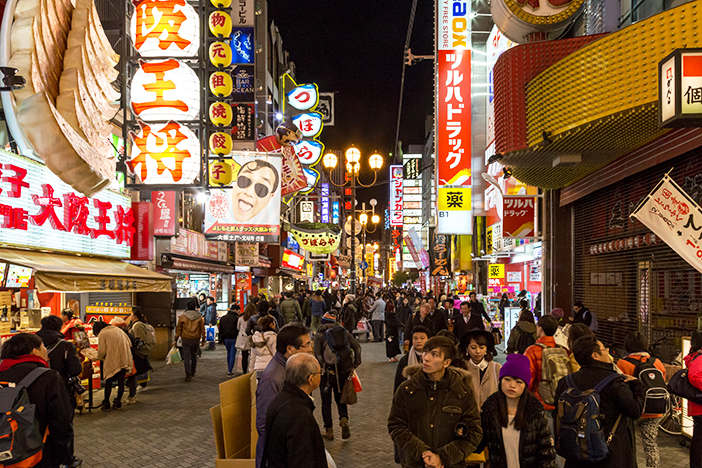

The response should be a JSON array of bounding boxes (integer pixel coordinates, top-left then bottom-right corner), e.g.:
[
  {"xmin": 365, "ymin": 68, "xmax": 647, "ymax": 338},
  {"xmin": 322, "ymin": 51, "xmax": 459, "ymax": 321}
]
[{"xmin": 0, "ymin": 248, "xmax": 172, "ymax": 293}]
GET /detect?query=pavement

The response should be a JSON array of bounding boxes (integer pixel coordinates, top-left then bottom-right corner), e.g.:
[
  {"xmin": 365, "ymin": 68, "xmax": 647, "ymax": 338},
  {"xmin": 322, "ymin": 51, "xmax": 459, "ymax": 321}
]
[{"xmin": 74, "ymin": 341, "xmax": 692, "ymax": 467}]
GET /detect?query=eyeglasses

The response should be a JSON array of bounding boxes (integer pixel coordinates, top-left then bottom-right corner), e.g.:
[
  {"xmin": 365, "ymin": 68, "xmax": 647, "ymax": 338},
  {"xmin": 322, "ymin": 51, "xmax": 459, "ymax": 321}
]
[{"xmin": 237, "ymin": 175, "xmax": 270, "ymax": 198}]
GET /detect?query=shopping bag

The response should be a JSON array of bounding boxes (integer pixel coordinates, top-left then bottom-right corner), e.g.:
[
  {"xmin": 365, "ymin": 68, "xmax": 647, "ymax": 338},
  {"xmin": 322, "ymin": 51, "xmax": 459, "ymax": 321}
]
[
  {"xmin": 340, "ymin": 377, "xmax": 358, "ymax": 405},
  {"xmin": 234, "ymin": 350, "xmax": 243, "ymax": 374},
  {"xmin": 465, "ymin": 449, "xmax": 487, "ymax": 463},
  {"xmin": 356, "ymin": 320, "xmax": 367, "ymax": 331},
  {"xmin": 206, "ymin": 326, "xmax": 216, "ymax": 342},
  {"xmin": 126, "ymin": 360, "xmax": 137, "ymax": 377},
  {"xmin": 166, "ymin": 346, "xmax": 182, "ymax": 365},
  {"xmin": 351, "ymin": 371, "xmax": 362, "ymax": 393}
]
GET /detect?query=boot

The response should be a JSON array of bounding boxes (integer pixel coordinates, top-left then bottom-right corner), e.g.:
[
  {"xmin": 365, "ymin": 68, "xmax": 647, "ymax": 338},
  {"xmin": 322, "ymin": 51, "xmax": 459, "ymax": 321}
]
[
  {"xmin": 322, "ymin": 427, "xmax": 334, "ymax": 441},
  {"xmin": 340, "ymin": 417, "xmax": 350, "ymax": 439}
]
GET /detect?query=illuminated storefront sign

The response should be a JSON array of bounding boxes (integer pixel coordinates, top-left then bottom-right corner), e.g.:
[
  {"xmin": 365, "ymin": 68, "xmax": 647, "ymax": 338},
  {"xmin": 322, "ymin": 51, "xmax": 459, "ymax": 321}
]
[
  {"xmin": 152, "ymin": 190, "xmax": 177, "ymax": 236},
  {"xmin": 332, "ymin": 201, "xmax": 340, "ymax": 224},
  {"xmin": 320, "ymin": 183, "xmax": 330, "ymax": 223},
  {"xmin": 126, "ymin": 0, "xmax": 203, "ymax": 188},
  {"xmin": 389, "ymin": 165, "xmax": 403, "ymax": 226},
  {"xmin": 503, "ymin": 196, "xmax": 536, "ymax": 238},
  {"xmin": 0, "ymin": 151, "xmax": 133, "ymax": 258},
  {"xmin": 436, "ymin": 0, "xmax": 472, "ymax": 234},
  {"xmin": 659, "ymin": 49, "xmax": 702, "ymax": 127},
  {"xmin": 491, "ymin": 0, "xmax": 585, "ymax": 43},
  {"xmin": 281, "ymin": 248, "xmax": 304, "ymax": 271}
]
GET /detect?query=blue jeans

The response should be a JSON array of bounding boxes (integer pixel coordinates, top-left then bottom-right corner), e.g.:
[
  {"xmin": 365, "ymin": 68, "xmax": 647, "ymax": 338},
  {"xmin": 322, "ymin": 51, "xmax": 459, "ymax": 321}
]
[{"xmin": 224, "ymin": 339, "xmax": 237, "ymax": 373}]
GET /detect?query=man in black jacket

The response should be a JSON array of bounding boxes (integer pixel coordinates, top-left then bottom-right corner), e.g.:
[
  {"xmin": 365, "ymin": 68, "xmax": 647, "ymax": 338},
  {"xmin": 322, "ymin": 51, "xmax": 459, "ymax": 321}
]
[
  {"xmin": 554, "ymin": 335, "xmax": 644, "ymax": 468},
  {"xmin": 0, "ymin": 333, "xmax": 75, "ymax": 468},
  {"xmin": 261, "ymin": 353, "xmax": 327, "ymax": 468},
  {"xmin": 36, "ymin": 315, "xmax": 82, "ymax": 390},
  {"xmin": 218, "ymin": 304, "xmax": 239, "ymax": 376}
]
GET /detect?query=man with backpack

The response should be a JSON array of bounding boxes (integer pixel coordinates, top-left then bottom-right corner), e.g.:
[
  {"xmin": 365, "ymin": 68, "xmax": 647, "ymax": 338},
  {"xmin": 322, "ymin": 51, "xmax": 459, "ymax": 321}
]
[
  {"xmin": 126, "ymin": 308, "xmax": 155, "ymax": 404},
  {"xmin": 0, "ymin": 333, "xmax": 75, "ymax": 468},
  {"xmin": 555, "ymin": 335, "xmax": 643, "ymax": 468},
  {"xmin": 313, "ymin": 312, "xmax": 361, "ymax": 441},
  {"xmin": 524, "ymin": 315, "xmax": 572, "ymax": 413},
  {"xmin": 279, "ymin": 292, "xmax": 302, "ymax": 325},
  {"xmin": 616, "ymin": 333, "xmax": 668, "ymax": 468}
]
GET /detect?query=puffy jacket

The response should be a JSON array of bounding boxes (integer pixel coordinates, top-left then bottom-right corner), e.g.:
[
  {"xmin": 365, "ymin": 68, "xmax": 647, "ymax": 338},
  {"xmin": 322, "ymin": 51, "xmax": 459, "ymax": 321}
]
[
  {"xmin": 279, "ymin": 298, "xmax": 302, "ymax": 324},
  {"xmin": 480, "ymin": 391, "xmax": 557, "ymax": 468},
  {"xmin": 388, "ymin": 365, "xmax": 482, "ymax": 468},
  {"xmin": 251, "ymin": 331, "xmax": 276, "ymax": 372},
  {"xmin": 218, "ymin": 311, "xmax": 238, "ymax": 341},
  {"xmin": 35, "ymin": 328, "xmax": 82, "ymax": 383},
  {"xmin": 0, "ymin": 358, "xmax": 74, "ymax": 467},
  {"xmin": 506, "ymin": 321, "xmax": 536, "ymax": 354},
  {"xmin": 176, "ymin": 309, "xmax": 205, "ymax": 342},
  {"xmin": 97, "ymin": 325, "xmax": 133, "ymax": 380},
  {"xmin": 685, "ymin": 350, "xmax": 702, "ymax": 417},
  {"xmin": 524, "ymin": 336, "xmax": 562, "ymax": 410}
]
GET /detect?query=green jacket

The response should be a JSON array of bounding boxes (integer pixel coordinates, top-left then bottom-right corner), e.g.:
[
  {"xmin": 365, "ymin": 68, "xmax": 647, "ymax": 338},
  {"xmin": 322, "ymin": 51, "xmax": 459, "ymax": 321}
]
[
  {"xmin": 280, "ymin": 298, "xmax": 302, "ymax": 324},
  {"xmin": 388, "ymin": 366, "xmax": 482, "ymax": 468}
]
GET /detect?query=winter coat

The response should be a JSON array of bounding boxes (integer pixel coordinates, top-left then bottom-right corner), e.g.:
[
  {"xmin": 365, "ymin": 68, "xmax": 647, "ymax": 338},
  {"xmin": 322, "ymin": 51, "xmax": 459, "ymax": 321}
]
[
  {"xmin": 506, "ymin": 321, "xmax": 536, "ymax": 354},
  {"xmin": 123, "ymin": 329, "xmax": 152, "ymax": 376},
  {"xmin": 388, "ymin": 365, "xmax": 482, "ymax": 468},
  {"xmin": 310, "ymin": 298, "xmax": 326, "ymax": 317},
  {"xmin": 480, "ymin": 391, "xmax": 557, "ymax": 468},
  {"xmin": 218, "ymin": 311, "xmax": 238, "ymax": 341},
  {"xmin": 314, "ymin": 323, "xmax": 362, "ymax": 377},
  {"xmin": 262, "ymin": 382, "xmax": 328, "ymax": 468},
  {"xmin": 370, "ymin": 298, "xmax": 386, "ymax": 321},
  {"xmin": 404, "ymin": 313, "xmax": 434, "ymax": 339},
  {"xmin": 685, "ymin": 350, "xmax": 702, "ymax": 417},
  {"xmin": 524, "ymin": 336, "xmax": 564, "ymax": 410},
  {"xmin": 255, "ymin": 353, "xmax": 287, "ymax": 434},
  {"xmin": 36, "ymin": 328, "xmax": 82, "ymax": 383},
  {"xmin": 235, "ymin": 316, "xmax": 252, "ymax": 350},
  {"xmin": 279, "ymin": 298, "xmax": 302, "ymax": 324},
  {"xmin": 341, "ymin": 303, "xmax": 358, "ymax": 333},
  {"xmin": 397, "ymin": 304, "xmax": 412, "ymax": 327},
  {"xmin": 97, "ymin": 325, "xmax": 133, "ymax": 380},
  {"xmin": 554, "ymin": 360, "xmax": 644, "ymax": 468},
  {"xmin": 205, "ymin": 303, "xmax": 218, "ymax": 326},
  {"xmin": 0, "ymin": 358, "xmax": 74, "ymax": 467},
  {"xmin": 432, "ymin": 307, "xmax": 449, "ymax": 333},
  {"xmin": 251, "ymin": 331, "xmax": 276, "ymax": 372},
  {"xmin": 466, "ymin": 360, "xmax": 501, "ymax": 410},
  {"xmin": 176, "ymin": 309, "xmax": 205, "ymax": 342}
]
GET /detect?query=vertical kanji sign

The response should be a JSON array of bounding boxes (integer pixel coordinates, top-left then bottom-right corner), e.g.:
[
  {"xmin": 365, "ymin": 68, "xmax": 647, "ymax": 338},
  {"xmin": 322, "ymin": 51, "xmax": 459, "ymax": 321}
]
[
  {"xmin": 436, "ymin": 0, "xmax": 472, "ymax": 234},
  {"xmin": 502, "ymin": 196, "xmax": 536, "ymax": 238},
  {"xmin": 389, "ymin": 165, "xmax": 403, "ymax": 227}
]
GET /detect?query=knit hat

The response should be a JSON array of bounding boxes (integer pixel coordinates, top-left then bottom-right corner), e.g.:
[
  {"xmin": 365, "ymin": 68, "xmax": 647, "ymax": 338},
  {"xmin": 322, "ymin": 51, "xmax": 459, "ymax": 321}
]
[
  {"xmin": 499, "ymin": 353, "xmax": 532, "ymax": 386},
  {"xmin": 321, "ymin": 312, "xmax": 337, "ymax": 324}
]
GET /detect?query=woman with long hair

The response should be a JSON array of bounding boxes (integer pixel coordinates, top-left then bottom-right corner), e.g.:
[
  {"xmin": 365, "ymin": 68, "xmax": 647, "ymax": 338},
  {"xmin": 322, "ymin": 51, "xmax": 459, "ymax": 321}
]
[
  {"xmin": 480, "ymin": 353, "xmax": 556, "ymax": 468},
  {"xmin": 235, "ymin": 305, "xmax": 254, "ymax": 373}
]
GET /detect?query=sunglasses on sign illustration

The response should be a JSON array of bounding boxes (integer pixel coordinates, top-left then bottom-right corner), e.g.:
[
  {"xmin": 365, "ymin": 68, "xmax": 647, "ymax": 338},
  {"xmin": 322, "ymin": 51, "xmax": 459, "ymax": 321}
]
[{"xmin": 237, "ymin": 175, "xmax": 270, "ymax": 198}]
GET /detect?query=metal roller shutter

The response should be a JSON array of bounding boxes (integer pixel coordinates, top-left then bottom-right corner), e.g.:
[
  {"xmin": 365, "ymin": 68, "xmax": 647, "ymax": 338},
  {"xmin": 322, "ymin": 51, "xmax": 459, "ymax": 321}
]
[{"xmin": 573, "ymin": 147, "xmax": 702, "ymax": 362}]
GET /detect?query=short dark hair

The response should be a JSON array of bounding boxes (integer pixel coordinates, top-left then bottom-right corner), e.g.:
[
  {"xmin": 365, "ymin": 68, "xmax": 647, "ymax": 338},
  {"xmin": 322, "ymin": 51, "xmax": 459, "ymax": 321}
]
[
  {"xmin": 519, "ymin": 299, "xmax": 529, "ymax": 309},
  {"xmin": 460, "ymin": 301, "xmax": 470, "ymax": 309},
  {"xmin": 92, "ymin": 320, "xmax": 108, "ymax": 336},
  {"xmin": 573, "ymin": 335, "xmax": 600, "ymax": 366},
  {"xmin": 574, "ymin": 301, "xmax": 584, "ymax": 308},
  {"xmin": 567, "ymin": 323, "xmax": 593, "ymax": 350},
  {"xmin": 276, "ymin": 324, "xmax": 310, "ymax": 354},
  {"xmin": 435, "ymin": 329, "xmax": 458, "ymax": 344},
  {"xmin": 538, "ymin": 315, "xmax": 559, "ymax": 336},
  {"xmin": 40, "ymin": 315, "xmax": 63, "ymax": 332},
  {"xmin": 624, "ymin": 332, "xmax": 648, "ymax": 353},
  {"xmin": 518, "ymin": 309, "xmax": 535, "ymax": 323},
  {"xmin": 1, "ymin": 333, "xmax": 42, "ymax": 359},
  {"xmin": 61, "ymin": 308, "xmax": 74, "ymax": 320},
  {"xmin": 132, "ymin": 306, "xmax": 147, "ymax": 323},
  {"xmin": 691, "ymin": 331, "xmax": 702, "ymax": 354},
  {"xmin": 468, "ymin": 291, "xmax": 476, "ymax": 297},
  {"xmin": 411, "ymin": 326, "xmax": 431, "ymax": 339},
  {"xmin": 258, "ymin": 316, "xmax": 276, "ymax": 332},
  {"xmin": 187, "ymin": 299, "xmax": 199, "ymax": 311},
  {"xmin": 423, "ymin": 336, "xmax": 456, "ymax": 361}
]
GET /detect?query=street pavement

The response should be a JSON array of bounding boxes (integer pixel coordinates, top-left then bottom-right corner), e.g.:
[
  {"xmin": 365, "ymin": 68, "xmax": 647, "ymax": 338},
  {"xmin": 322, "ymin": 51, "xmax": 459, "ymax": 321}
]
[{"xmin": 74, "ymin": 340, "xmax": 691, "ymax": 467}]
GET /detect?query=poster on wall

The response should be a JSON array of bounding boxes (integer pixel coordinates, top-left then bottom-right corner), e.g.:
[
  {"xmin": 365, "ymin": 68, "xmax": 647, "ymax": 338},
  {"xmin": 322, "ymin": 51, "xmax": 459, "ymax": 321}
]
[{"xmin": 204, "ymin": 152, "xmax": 282, "ymax": 242}]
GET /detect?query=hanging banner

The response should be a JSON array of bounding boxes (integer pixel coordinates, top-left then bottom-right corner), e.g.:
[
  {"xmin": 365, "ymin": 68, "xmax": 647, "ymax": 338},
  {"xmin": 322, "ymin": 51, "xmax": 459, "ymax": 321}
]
[
  {"xmin": 318, "ymin": 93, "xmax": 335, "ymax": 126},
  {"xmin": 130, "ymin": 202, "xmax": 153, "ymax": 261},
  {"xmin": 631, "ymin": 173, "xmax": 702, "ymax": 273},
  {"xmin": 503, "ymin": 196, "xmax": 536, "ymax": 238},
  {"xmin": 204, "ymin": 152, "xmax": 282, "ymax": 242},
  {"xmin": 320, "ymin": 183, "xmax": 330, "ymax": 223},
  {"xmin": 430, "ymin": 230, "xmax": 451, "ymax": 277},
  {"xmin": 404, "ymin": 233, "xmax": 421, "ymax": 267},
  {"xmin": 280, "ymin": 146, "xmax": 307, "ymax": 195},
  {"xmin": 152, "ymin": 191, "xmax": 177, "ymax": 237},
  {"xmin": 288, "ymin": 223, "xmax": 341, "ymax": 255}
]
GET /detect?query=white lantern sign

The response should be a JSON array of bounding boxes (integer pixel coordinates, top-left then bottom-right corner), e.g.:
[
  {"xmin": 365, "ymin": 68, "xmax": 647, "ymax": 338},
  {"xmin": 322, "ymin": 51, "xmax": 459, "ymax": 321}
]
[
  {"xmin": 130, "ymin": 59, "xmax": 201, "ymax": 121},
  {"xmin": 129, "ymin": 0, "xmax": 201, "ymax": 57}
]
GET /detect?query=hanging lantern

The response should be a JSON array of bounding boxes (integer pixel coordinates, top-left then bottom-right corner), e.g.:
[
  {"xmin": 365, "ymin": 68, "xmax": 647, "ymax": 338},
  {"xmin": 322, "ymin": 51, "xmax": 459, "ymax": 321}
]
[
  {"xmin": 209, "ymin": 131, "xmax": 233, "ymax": 155},
  {"xmin": 209, "ymin": 101, "xmax": 233, "ymax": 126},
  {"xmin": 130, "ymin": 59, "xmax": 200, "ymax": 121},
  {"xmin": 209, "ymin": 41, "xmax": 232, "ymax": 67},
  {"xmin": 209, "ymin": 160, "xmax": 233, "ymax": 185},
  {"xmin": 209, "ymin": 71, "xmax": 233, "ymax": 97},
  {"xmin": 208, "ymin": 10, "xmax": 232, "ymax": 38}
]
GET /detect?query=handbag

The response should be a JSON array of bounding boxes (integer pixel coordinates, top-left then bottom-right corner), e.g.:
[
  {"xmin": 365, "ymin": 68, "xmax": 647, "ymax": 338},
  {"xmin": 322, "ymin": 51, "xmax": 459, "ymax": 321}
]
[
  {"xmin": 668, "ymin": 367, "xmax": 702, "ymax": 404},
  {"xmin": 340, "ymin": 376, "xmax": 358, "ymax": 405},
  {"xmin": 351, "ymin": 371, "xmax": 362, "ymax": 393}
]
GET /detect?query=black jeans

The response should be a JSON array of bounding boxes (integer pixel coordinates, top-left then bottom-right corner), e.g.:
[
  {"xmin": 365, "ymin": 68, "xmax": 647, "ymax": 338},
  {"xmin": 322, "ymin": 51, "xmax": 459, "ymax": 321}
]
[
  {"xmin": 104, "ymin": 369, "xmax": 126, "ymax": 404},
  {"xmin": 181, "ymin": 339, "xmax": 199, "ymax": 377},
  {"xmin": 371, "ymin": 320, "xmax": 384, "ymax": 342},
  {"xmin": 692, "ymin": 415, "xmax": 702, "ymax": 468},
  {"xmin": 320, "ymin": 370, "xmax": 348, "ymax": 429},
  {"xmin": 241, "ymin": 349, "xmax": 250, "ymax": 373}
]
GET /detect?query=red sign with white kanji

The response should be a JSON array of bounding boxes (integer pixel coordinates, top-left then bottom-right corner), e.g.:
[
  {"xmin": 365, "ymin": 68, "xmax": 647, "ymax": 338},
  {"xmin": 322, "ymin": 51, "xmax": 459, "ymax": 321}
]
[
  {"xmin": 151, "ymin": 191, "xmax": 177, "ymax": 236},
  {"xmin": 502, "ymin": 196, "xmax": 536, "ymax": 238}
]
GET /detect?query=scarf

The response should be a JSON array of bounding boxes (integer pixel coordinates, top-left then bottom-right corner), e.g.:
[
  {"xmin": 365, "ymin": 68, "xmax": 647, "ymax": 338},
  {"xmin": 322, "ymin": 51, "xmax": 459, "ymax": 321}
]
[
  {"xmin": 407, "ymin": 347, "xmax": 422, "ymax": 367},
  {"xmin": 0, "ymin": 354, "xmax": 48, "ymax": 372}
]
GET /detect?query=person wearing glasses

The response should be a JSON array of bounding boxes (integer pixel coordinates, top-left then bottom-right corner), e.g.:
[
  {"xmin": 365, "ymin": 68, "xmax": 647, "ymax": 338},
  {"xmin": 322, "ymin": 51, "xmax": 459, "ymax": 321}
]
[
  {"xmin": 231, "ymin": 159, "xmax": 280, "ymax": 223},
  {"xmin": 255, "ymin": 324, "xmax": 313, "ymax": 468},
  {"xmin": 261, "ymin": 353, "xmax": 327, "ymax": 468}
]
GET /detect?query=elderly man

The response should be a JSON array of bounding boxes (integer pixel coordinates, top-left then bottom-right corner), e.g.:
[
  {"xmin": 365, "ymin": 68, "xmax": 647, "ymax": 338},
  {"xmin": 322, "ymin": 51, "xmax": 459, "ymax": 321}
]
[{"xmin": 261, "ymin": 353, "xmax": 327, "ymax": 468}]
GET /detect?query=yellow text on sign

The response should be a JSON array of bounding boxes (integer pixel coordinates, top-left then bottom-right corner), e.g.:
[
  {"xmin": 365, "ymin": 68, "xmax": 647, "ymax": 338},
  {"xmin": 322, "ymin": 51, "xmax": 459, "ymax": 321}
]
[{"xmin": 438, "ymin": 187, "xmax": 472, "ymax": 211}]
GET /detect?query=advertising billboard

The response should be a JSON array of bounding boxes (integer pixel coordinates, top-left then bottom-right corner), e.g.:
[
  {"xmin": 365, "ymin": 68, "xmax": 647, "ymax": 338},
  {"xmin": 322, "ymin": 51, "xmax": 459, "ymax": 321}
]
[{"xmin": 389, "ymin": 165, "xmax": 403, "ymax": 227}]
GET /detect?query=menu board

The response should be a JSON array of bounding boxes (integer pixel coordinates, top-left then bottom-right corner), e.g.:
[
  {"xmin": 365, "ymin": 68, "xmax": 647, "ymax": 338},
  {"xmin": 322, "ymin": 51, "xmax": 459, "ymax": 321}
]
[{"xmin": 5, "ymin": 265, "xmax": 32, "ymax": 288}]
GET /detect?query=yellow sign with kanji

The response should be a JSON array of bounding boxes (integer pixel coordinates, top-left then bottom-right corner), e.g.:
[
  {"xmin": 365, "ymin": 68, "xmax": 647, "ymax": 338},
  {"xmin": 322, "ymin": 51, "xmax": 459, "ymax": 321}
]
[
  {"xmin": 486, "ymin": 226, "xmax": 493, "ymax": 255},
  {"xmin": 488, "ymin": 263, "xmax": 504, "ymax": 279},
  {"xmin": 438, "ymin": 187, "xmax": 472, "ymax": 211},
  {"xmin": 209, "ymin": 72, "xmax": 233, "ymax": 97}
]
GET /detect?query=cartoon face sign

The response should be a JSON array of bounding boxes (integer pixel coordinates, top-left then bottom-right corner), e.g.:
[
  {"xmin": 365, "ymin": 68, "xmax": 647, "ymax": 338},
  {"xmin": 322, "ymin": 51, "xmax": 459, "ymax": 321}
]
[{"xmin": 231, "ymin": 160, "xmax": 280, "ymax": 222}]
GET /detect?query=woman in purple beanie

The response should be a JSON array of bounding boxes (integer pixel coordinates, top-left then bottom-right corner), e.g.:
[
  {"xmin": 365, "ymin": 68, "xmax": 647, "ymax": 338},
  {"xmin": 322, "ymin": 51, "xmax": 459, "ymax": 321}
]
[{"xmin": 478, "ymin": 353, "xmax": 557, "ymax": 468}]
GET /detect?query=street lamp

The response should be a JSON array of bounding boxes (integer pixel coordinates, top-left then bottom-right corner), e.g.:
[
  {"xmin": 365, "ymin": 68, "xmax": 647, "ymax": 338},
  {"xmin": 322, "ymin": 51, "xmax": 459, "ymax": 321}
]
[
  {"xmin": 358, "ymin": 199, "xmax": 380, "ymax": 286},
  {"xmin": 322, "ymin": 146, "xmax": 385, "ymax": 294}
]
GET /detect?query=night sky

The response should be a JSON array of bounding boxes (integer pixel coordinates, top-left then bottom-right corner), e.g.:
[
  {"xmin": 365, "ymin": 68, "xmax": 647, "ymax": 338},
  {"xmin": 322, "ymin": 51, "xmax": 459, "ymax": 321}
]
[{"xmin": 269, "ymin": 1, "xmax": 435, "ymax": 224}]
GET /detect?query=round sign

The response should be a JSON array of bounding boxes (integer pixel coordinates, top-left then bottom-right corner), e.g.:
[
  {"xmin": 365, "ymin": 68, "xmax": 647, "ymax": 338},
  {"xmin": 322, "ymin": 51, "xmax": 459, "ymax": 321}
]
[
  {"xmin": 293, "ymin": 139, "xmax": 324, "ymax": 165},
  {"xmin": 209, "ymin": 41, "xmax": 232, "ymax": 67},
  {"xmin": 130, "ymin": 59, "xmax": 200, "ymax": 121},
  {"xmin": 286, "ymin": 84, "xmax": 319, "ymax": 111},
  {"xmin": 209, "ymin": 71, "xmax": 233, "ymax": 97},
  {"xmin": 491, "ymin": 0, "xmax": 585, "ymax": 43},
  {"xmin": 210, "ymin": 0, "xmax": 231, "ymax": 7},
  {"xmin": 129, "ymin": 1, "xmax": 200, "ymax": 57},
  {"xmin": 208, "ymin": 11, "xmax": 232, "ymax": 38},
  {"xmin": 292, "ymin": 112, "xmax": 323, "ymax": 138},
  {"xmin": 209, "ymin": 160, "xmax": 232, "ymax": 185},
  {"xmin": 127, "ymin": 121, "xmax": 200, "ymax": 184},
  {"xmin": 209, "ymin": 101, "xmax": 233, "ymax": 126},
  {"xmin": 209, "ymin": 131, "xmax": 233, "ymax": 155}
]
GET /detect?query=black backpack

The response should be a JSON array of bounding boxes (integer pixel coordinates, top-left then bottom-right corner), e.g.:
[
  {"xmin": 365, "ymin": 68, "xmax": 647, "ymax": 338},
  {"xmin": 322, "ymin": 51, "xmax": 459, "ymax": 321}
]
[
  {"xmin": 322, "ymin": 326, "xmax": 354, "ymax": 374},
  {"xmin": 623, "ymin": 356, "xmax": 669, "ymax": 416},
  {"xmin": 515, "ymin": 329, "xmax": 536, "ymax": 354},
  {"xmin": 0, "ymin": 367, "xmax": 51, "ymax": 467}
]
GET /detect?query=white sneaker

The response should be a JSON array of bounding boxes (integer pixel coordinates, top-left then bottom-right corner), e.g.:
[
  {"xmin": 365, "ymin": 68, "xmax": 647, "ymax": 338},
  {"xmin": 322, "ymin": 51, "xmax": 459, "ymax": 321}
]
[{"xmin": 126, "ymin": 396, "xmax": 137, "ymax": 405}]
